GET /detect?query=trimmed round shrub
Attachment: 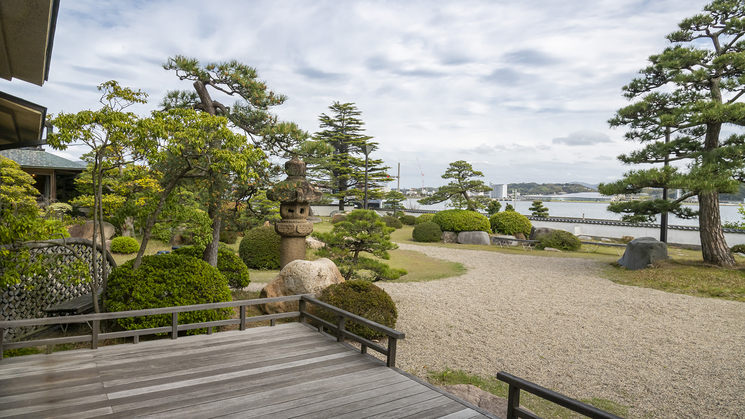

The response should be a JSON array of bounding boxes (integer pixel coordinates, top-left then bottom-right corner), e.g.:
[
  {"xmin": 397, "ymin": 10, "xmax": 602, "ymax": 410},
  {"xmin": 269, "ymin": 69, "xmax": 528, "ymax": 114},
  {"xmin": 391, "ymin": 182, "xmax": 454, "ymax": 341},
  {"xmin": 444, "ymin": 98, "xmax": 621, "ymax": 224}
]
[
  {"xmin": 489, "ymin": 211, "xmax": 532, "ymax": 236},
  {"xmin": 110, "ymin": 236, "xmax": 140, "ymax": 254},
  {"xmin": 731, "ymin": 244, "xmax": 745, "ymax": 253},
  {"xmin": 412, "ymin": 221, "xmax": 442, "ymax": 243},
  {"xmin": 415, "ymin": 213, "xmax": 436, "ymax": 224},
  {"xmin": 105, "ymin": 254, "xmax": 232, "ymax": 334},
  {"xmin": 173, "ymin": 245, "xmax": 250, "ymax": 288},
  {"xmin": 316, "ymin": 280, "xmax": 397, "ymax": 340},
  {"xmin": 536, "ymin": 230, "xmax": 581, "ymax": 251},
  {"xmin": 399, "ymin": 215, "xmax": 416, "ymax": 225},
  {"xmin": 381, "ymin": 215, "xmax": 403, "ymax": 229},
  {"xmin": 432, "ymin": 209, "xmax": 490, "ymax": 233},
  {"xmin": 239, "ymin": 225, "xmax": 282, "ymax": 269},
  {"xmin": 219, "ymin": 230, "xmax": 238, "ymax": 244}
]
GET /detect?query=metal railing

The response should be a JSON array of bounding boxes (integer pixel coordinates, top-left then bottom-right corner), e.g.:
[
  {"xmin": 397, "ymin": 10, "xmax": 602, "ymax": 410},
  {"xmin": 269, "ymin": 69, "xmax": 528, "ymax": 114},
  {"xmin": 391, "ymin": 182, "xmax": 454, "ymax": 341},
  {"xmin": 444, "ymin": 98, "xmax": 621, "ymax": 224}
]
[
  {"xmin": 0, "ymin": 295, "xmax": 404, "ymax": 368},
  {"xmin": 497, "ymin": 372, "xmax": 623, "ymax": 419}
]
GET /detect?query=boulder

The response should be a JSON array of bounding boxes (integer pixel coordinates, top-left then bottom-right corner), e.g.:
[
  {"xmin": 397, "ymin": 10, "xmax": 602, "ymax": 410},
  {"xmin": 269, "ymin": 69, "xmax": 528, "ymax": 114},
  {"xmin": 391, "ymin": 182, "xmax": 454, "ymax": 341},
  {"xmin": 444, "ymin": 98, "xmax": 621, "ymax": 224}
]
[
  {"xmin": 544, "ymin": 247, "xmax": 561, "ymax": 252},
  {"xmin": 331, "ymin": 213, "xmax": 347, "ymax": 223},
  {"xmin": 618, "ymin": 237, "xmax": 668, "ymax": 270},
  {"xmin": 529, "ymin": 227, "xmax": 555, "ymax": 241},
  {"xmin": 601, "ymin": 237, "xmax": 613, "ymax": 243},
  {"xmin": 67, "ymin": 220, "xmax": 116, "ymax": 242},
  {"xmin": 260, "ymin": 258, "xmax": 344, "ymax": 314},
  {"xmin": 306, "ymin": 216, "xmax": 322, "ymax": 224},
  {"xmin": 439, "ymin": 384, "xmax": 535, "ymax": 418},
  {"xmin": 578, "ymin": 235, "xmax": 593, "ymax": 241},
  {"xmin": 442, "ymin": 231, "xmax": 458, "ymax": 243},
  {"xmin": 306, "ymin": 237, "xmax": 326, "ymax": 250},
  {"xmin": 492, "ymin": 235, "xmax": 518, "ymax": 246},
  {"xmin": 457, "ymin": 231, "xmax": 490, "ymax": 245},
  {"xmin": 514, "ymin": 232, "xmax": 526, "ymax": 240}
]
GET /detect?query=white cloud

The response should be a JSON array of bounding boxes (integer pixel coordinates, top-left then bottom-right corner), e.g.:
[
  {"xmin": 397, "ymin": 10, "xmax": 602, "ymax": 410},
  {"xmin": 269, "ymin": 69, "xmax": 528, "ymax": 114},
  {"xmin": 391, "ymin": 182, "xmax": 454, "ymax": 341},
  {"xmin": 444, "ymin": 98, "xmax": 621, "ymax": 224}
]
[{"xmin": 552, "ymin": 131, "xmax": 614, "ymax": 146}]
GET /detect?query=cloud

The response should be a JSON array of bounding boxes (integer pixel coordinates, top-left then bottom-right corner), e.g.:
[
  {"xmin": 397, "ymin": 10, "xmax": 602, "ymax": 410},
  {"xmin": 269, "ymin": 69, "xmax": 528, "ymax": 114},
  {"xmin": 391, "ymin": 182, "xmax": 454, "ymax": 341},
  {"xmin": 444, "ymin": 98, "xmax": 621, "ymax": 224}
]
[
  {"xmin": 502, "ymin": 49, "xmax": 560, "ymax": 67},
  {"xmin": 295, "ymin": 67, "xmax": 345, "ymax": 81},
  {"xmin": 594, "ymin": 155, "xmax": 614, "ymax": 160},
  {"xmin": 483, "ymin": 68, "xmax": 523, "ymax": 85},
  {"xmin": 552, "ymin": 131, "xmax": 613, "ymax": 146}
]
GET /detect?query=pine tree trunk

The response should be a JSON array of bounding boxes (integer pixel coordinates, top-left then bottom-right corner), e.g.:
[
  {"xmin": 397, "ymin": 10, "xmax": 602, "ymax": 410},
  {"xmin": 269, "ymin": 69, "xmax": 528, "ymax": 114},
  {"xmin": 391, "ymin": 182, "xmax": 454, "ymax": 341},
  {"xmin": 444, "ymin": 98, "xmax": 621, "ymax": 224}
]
[
  {"xmin": 698, "ymin": 191, "xmax": 735, "ymax": 267},
  {"xmin": 203, "ymin": 185, "xmax": 221, "ymax": 267}
]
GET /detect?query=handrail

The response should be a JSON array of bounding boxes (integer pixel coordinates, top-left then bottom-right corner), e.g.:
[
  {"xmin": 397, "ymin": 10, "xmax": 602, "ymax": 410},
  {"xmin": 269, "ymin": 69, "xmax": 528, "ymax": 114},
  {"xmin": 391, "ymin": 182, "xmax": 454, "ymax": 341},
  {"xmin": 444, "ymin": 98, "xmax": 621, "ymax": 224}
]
[
  {"xmin": 0, "ymin": 294, "xmax": 405, "ymax": 368},
  {"xmin": 497, "ymin": 372, "xmax": 623, "ymax": 419}
]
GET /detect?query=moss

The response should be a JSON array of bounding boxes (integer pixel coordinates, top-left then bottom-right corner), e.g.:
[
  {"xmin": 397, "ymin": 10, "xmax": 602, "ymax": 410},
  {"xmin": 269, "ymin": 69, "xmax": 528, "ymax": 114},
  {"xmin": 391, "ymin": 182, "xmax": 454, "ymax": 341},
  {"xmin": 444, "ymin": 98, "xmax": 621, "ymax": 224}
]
[
  {"xmin": 316, "ymin": 280, "xmax": 397, "ymax": 340},
  {"xmin": 413, "ymin": 221, "xmax": 442, "ymax": 242},
  {"xmin": 432, "ymin": 209, "xmax": 490, "ymax": 233},
  {"xmin": 110, "ymin": 236, "xmax": 140, "ymax": 254},
  {"xmin": 239, "ymin": 225, "xmax": 282, "ymax": 269},
  {"xmin": 490, "ymin": 211, "xmax": 532, "ymax": 236}
]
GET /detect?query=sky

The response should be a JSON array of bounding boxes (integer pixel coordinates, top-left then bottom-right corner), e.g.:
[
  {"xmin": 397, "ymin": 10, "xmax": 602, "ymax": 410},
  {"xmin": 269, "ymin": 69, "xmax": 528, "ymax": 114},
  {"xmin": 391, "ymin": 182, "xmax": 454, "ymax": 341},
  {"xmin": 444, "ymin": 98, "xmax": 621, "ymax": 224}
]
[{"xmin": 2, "ymin": 0, "xmax": 720, "ymax": 189}]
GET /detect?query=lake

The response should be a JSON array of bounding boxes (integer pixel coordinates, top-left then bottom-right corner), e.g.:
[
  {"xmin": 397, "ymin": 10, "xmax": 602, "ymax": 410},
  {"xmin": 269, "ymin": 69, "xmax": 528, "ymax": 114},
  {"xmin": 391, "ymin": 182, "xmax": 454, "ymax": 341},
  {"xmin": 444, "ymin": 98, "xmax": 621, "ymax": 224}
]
[{"xmin": 407, "ymin": 199, "xmax": 744, "ymax": 227}]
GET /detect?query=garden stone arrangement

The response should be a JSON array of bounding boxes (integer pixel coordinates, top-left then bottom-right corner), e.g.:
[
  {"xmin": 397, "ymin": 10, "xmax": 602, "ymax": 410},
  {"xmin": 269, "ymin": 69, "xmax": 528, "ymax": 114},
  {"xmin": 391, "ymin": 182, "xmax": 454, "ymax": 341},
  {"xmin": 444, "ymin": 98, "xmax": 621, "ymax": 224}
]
[{"xmin": 617, "ymin": 237, "xmax": 668, "ymax": 270}]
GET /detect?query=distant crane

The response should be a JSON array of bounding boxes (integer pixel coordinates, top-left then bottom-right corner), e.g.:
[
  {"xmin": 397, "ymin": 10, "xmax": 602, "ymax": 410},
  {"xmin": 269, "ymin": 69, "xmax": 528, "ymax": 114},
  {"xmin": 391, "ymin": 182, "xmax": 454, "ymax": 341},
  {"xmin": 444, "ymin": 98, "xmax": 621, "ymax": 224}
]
[{"xmin": 416, "ymin": 157, "xmax": 425, "ymax": 189}]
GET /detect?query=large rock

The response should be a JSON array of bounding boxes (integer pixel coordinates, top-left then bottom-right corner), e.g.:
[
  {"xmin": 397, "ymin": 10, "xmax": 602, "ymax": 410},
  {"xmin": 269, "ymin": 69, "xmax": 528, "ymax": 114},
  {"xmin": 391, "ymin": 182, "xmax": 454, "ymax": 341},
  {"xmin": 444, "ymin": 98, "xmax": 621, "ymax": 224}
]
[
  {"xmin": 331, "ymin": 213, "xmax": 347, "ymax": 223},
  {"xmin": 529, "ymin": 226, "xmax": 555, "ymax": 241},
  {"xmin": 442, "ymin": 231, "xmax": 458, "ymax": 243},
  {"xmin": 260, "ymin": 258, "xmax": 344, "ymax": 314},
  {"xmin": 618, "ymin": 237, "xmax": 668, "ymax": 270},
  {"xmin": 67, "ymin": 220, "xmax": 116, "ymax": 242},
  {"xmin": 306, "ymin": 236, "xmax": 325, "ymax": 250},
  {"xmin": 439, "ymin": 384, "xmax": 535, "ymax": 418},
  {"xmin": 457, "ymin": 231, "xmax": 490, "ymax": 245}
]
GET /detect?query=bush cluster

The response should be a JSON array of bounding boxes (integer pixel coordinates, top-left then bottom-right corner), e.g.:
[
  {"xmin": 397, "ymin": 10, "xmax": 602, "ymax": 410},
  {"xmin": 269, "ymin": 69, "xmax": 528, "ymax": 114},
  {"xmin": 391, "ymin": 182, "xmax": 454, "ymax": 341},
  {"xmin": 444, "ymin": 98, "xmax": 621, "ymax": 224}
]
[
  {"xmin": 105, "ymin": 254, "xmax": 232, "ymax": 334},
  {"xmin": 415, "ymin": 213, "xmax": 436, "ymax": 224},
  {"xmin": 731, "ymin": 244, "xmax": 745, "ymax": 254},
  {"xmin": 535, "ymin": 230, "xmax": 581, "ymax": 251},
  {"xmin": 399, "ymin": 215, "xmax": 416, "ymax": 225},
  {"xmin": 239, "ymin": 225, "xmax": 282, "ymax": 269},
  {"xmin": 412, "ymin": 221, "xmax": 442, "ymax": 242},
  {"xmin": 489, "ymin": 211, "xmax": 532, "ymax": 236},
  {"xmin": 219, "ymin": 230, "xmax": 238, "ymax": 244},
  {"xmin": 432, "ymin": 209, "xmax": 490, "ymax": 233},
  {"xmin": 110, "ymin": 236, "xmax": 140, "ymax": 254},
  {"xmin": 173, "ymin": 245, "xmax": 250, "ymax": 288},
  {"xmin": 381, "ymin": 215, "xmax": 403, "ymax": 229},
  {"xmin": 316, "ymin": 280, "xmax": 397, "ymax": 340}
]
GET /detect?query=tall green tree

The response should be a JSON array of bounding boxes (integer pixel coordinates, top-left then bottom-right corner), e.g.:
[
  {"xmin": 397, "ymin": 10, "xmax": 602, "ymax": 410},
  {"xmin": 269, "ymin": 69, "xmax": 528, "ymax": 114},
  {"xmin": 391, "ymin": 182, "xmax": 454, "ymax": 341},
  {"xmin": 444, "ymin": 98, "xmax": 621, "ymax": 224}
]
[
  {"xmin": 311, "ymin": 102, "xmax": 390, "ymax": 210},
  {"xmin": 599, "ymin": 0, "xmax": 745, "ymax": 267},
  {"xmin": 162, "ymin": 56, "xmax": 312, "ymax": 266},
  {"xmin": 529, "ymin": 201, "xmax": 549, "ymax": 218},
  {"xmin": 418, "ymin": 160, "xmax": 492, "ymax": 211}
]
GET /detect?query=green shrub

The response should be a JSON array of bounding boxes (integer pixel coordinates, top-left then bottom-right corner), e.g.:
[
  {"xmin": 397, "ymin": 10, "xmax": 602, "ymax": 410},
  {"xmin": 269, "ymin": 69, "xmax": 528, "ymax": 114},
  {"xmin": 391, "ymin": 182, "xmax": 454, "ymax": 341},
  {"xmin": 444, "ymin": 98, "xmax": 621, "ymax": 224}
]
[
  {"xmin": 381, "ymin": 215, "xmax": 403, "ymax": 229},
  {"xmin": 415, "ymin": 213, "xmax": 436, "ymax": 224},
  {"xmin": 489, "ymin": 211, "xmax": 532, "ymax": 236},
  {"xmin": 316, "ymin": 280, "xmax": 397, "ymax": 340},
  {"xmin": 400, "ymin": 215, "xmax": 416, "ymax": 225},
  {"xmin": 105, "ymin": 254, "xmax": 232, "ymax": 334},
  {"xmin": 731, "ymin": 244, "xmax": 745, "ymax": 254},
  {"xmin": 110, "ymin": 236, "xmax": 140, "ymax": 254},
  {"xmin": 239, "ymin": 225, "xmax": 282, "ymax": 269},
  {"xmin": 432, "ymin": 209, "xmax": 490, "ymax": 233},
  {"xmin": 219, "ymin": 230, "xmax": 238, "ymax": 244},
  {"xmin": 536, "ymin": 230, "xmax": 581, "ymax": 251},
  {"xmin": 412, "ymin": 221, "xmax": 442, "ymax": 242},
  {"xmin": 173, "ymin": 245, "xmax": 250, "ymax": 288}
]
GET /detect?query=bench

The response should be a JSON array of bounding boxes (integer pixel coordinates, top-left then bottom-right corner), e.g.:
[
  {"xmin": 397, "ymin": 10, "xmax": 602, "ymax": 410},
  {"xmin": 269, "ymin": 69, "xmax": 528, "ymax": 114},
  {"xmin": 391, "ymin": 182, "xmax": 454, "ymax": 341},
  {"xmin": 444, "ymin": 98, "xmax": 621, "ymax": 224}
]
[{"xmin": 44, "ymin": 291, "xmax": 101, "ymax": 332}]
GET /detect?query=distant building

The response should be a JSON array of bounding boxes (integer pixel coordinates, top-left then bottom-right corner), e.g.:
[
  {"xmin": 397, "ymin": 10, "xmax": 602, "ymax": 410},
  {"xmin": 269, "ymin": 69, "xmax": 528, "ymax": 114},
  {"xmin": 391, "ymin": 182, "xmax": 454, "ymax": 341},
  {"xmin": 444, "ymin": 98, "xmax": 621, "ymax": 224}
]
[
  {"xmin": 489, "ymin": 183, "xmax": 508, "ymax": 199},
  {"xmin": 0, "ymin": 148, "xmax": 85, "ymax": 202}
]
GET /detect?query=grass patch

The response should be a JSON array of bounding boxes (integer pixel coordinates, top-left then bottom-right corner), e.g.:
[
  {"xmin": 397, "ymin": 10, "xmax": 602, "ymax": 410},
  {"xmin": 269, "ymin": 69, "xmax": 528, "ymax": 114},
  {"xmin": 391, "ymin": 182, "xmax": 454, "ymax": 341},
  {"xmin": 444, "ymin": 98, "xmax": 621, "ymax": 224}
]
[
  {"xmin": 386, "ymin": 249, "xmax": 465, "ymax": 282},
  {"xmin": 602, "ymin": 259, "xmax": 745, "ymax": 301},
  {"xmin": 428, "ymin": 369, "xmax": 629, "ymax": 419}
]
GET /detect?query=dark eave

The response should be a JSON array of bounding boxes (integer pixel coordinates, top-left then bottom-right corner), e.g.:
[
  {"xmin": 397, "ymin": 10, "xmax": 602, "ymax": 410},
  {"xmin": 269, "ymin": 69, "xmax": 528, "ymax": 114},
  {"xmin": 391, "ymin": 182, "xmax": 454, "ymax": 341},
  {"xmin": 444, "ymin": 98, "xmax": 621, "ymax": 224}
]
[{"xmin": 0, "ymin": 91, "xmax": 47, "ymax": 151}]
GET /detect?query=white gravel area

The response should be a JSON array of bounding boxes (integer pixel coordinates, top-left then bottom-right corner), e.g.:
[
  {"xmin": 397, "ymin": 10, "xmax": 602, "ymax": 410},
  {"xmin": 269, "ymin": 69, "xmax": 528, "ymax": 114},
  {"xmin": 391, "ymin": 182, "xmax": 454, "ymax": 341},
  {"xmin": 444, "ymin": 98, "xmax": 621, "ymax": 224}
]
[{"xmin": 378, "ymin": 244, "xmax": 745, "ymax": 419}]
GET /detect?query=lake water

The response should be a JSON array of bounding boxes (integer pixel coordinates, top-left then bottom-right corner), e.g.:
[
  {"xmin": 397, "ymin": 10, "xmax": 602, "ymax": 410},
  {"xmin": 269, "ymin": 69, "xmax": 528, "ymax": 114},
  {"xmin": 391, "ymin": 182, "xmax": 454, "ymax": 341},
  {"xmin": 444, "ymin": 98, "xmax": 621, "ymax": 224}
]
[{"xmin": 407, "ymin": 199, "xmax": 744, "ymax": 227}]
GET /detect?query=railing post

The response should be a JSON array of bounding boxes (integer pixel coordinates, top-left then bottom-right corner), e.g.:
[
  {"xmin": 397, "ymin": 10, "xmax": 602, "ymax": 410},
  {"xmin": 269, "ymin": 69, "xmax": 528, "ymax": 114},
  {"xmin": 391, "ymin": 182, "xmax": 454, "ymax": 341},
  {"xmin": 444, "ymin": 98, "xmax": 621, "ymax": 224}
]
[
  {"xmin": 506, "ymin": 384, "xmax": 520, "ymax": 419},
  {"xmin": 240, "ymin": 306, "xmax": 246, "ymax": 331},
  {"xmin": 336, "ymin": 315, "xmax": 345, "ymax": 343},
  {"xmin": 299, "ymin": 299, "xmax": 307, "ymax": 324},
  {"xmin": 92, "ymin": 320, "xmax": 99, "ymax": 349},
  {"xmin": 171, "ymin": 313, "xmax": 178, "ymax": 339},
  {"xmin": 386, "ymin": 337, "xmax": 397, "ymax": 368}
]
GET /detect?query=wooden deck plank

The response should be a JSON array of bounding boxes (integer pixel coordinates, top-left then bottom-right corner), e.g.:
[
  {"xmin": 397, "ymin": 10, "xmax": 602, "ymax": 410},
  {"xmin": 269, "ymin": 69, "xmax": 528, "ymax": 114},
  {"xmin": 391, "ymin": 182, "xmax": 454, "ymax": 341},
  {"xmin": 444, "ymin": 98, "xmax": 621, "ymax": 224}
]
[
  {"xmin": 0, "ymin": 322, "xmax": 493, "ymax": 419},
  {"xmin": 401, "ymin": 400, "xmax": 482, "ymax": 419}
]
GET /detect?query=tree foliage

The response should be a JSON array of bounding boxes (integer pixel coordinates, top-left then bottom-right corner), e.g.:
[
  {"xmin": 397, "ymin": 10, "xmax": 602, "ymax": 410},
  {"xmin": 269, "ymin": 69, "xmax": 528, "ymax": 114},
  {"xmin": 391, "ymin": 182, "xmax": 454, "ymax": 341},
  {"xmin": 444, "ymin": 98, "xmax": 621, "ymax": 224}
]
[
  {"xmin": 598, "ymin": 0, "xmax": 745, "ymax": 266},
  {"xmin": 529, "ymin": 201, "xmax": 549, "ymax": 218},
  {"xmin": 313, "ymin": 210, "xmax": 406, "ymax": 281},
  {"xmin": 486, "ymin": 200, "xmax": 502, "ymax": 216},
  {"xmin": 418, "ymin": 160, "xmax": 492, "ymax": 211}
]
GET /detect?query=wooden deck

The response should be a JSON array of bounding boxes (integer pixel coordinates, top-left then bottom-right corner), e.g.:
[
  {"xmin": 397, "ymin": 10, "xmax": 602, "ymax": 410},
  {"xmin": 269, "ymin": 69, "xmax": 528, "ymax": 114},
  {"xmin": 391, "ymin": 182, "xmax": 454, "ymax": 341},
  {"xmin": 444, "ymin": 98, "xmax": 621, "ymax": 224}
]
[{"xmin": 0, "ymin": 322, "xmax": 496, "ymax": 418}]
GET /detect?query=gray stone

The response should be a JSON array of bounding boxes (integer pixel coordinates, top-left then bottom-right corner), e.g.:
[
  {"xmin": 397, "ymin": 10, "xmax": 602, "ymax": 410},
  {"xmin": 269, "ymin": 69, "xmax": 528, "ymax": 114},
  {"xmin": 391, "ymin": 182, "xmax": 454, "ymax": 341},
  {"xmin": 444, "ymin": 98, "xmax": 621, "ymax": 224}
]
[
  {"xmin": 618, "ymin": 237, "xmax": 668, "ymax": 270},
  {"xmin": 492, "ymin": 235, "xmax": 518, "ymax": 246},
  {"xmin": 529, "ymin": 226, "xmax": 555, "ymax": 241},
  {"xmin": 544, "ymin": 247, "xmax": 561, "ymax": 252},
  {"xmin": 305, "ymin": 236, "xmax": 325, "ymax": 250},
  {"xmin": 439, "ymin": 384, "xmax": 535, "ymax": 418},
  {"xmin": 260, "ymin": 258, "xmax": 344, "ymax": 314},
  {"xmin": 578, "ymin": 235, "xmax": 593, "ymax": 241},
  {"xmin": 67, "ymin": 220, "xmax": 116, "ymax": 242},
  {"xmin": 442, "ymin": 231, "xmax": 458, "ymax": 243},
  {"xmin": 331, "ymin": 213, "xmax": 347, "ymax": 224},
  {"xmin": 601, "ymin": 237, "xmax": 613, "ymax": 243},
  {"xmin": 457, "ymin": 231, "xmax": 490, "ymax": 245},
  {"xmin": 306, "ymin": 216, "xmax": 322, "ymax": 223}
]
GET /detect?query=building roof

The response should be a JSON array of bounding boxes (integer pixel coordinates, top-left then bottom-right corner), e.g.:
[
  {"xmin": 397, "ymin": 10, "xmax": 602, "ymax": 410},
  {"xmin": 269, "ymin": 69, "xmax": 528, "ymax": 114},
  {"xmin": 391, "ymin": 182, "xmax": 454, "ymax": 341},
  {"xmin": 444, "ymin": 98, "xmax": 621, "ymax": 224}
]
[
  {"xmin": 0, "ymin": 148, "xmax": 86, "ymax": 171},
  {"xmin": 0, "ymin": 0, "xmax": 59, "ymax": 86}
]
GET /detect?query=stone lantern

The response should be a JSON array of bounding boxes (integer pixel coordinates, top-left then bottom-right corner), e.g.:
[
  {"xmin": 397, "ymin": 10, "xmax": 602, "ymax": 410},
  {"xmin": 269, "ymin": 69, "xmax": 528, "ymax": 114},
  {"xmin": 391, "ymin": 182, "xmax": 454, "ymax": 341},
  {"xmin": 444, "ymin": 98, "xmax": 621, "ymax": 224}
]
[{"xmin": 267, "ymin": 156, "xmax": 323, "ymax": 269}]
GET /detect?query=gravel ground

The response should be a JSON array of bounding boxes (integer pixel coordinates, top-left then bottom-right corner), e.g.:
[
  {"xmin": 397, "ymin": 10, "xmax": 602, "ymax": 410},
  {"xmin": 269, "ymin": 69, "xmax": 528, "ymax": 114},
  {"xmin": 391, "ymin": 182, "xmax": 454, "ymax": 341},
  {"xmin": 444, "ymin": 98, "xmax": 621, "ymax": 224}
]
[{"xmin": 378, "ymin": 244, "xmax": 745, "ymax": 419}]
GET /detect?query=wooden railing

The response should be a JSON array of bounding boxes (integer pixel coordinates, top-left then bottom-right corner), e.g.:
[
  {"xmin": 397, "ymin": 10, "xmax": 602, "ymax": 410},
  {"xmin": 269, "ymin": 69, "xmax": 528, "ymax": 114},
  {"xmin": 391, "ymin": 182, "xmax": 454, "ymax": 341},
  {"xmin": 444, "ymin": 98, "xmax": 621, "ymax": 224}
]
[
  {"xmin": 0, "ymin": 295, "xmax": 405, "ymax": 368},
  {"xmin": 497, "ymin": 372, "xmax": 623, "ymax": 419}
]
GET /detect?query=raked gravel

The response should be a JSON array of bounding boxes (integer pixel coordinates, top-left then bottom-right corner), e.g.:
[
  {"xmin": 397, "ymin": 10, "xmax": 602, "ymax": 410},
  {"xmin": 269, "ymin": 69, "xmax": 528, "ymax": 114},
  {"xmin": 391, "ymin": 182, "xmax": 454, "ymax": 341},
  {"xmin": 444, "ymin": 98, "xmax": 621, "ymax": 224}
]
[{"xmin": 376, "ymin": 243, "xmax": 745, "ymax": 419}]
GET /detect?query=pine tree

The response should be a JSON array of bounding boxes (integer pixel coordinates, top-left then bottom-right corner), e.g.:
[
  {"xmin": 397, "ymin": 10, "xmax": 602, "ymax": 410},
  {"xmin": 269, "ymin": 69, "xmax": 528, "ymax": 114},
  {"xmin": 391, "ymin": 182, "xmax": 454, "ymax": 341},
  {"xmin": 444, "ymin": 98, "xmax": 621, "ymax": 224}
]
[
  {"xmin": 598, "ymin": 0, "xmax": 745, "ymax": 267},
  {"xmin": 418, "ymin": 160, "xmax": 492, "ymax": 211},
  {"xmin": 311, "ymin": 102, "xmax": 390, "ymax": 210},
  {"xmin": 486, "ymin": 201, "xmax": 502, "ymax": 216},
  {"xmin": 529, "ymin": 201, "xmax": 549, "ymax": 218}
]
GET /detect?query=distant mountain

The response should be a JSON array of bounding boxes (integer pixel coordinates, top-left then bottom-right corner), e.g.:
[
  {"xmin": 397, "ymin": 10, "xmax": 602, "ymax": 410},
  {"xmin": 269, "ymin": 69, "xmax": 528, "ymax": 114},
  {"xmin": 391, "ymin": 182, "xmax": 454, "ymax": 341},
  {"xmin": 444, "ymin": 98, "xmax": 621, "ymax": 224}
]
[
  {"xmin": 507, "ymin": 182, "xmax": 596, "ymax": 195},
  {"xmin": 569, "ymin": 181, "xmax": 598, "ymax": 191}
]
